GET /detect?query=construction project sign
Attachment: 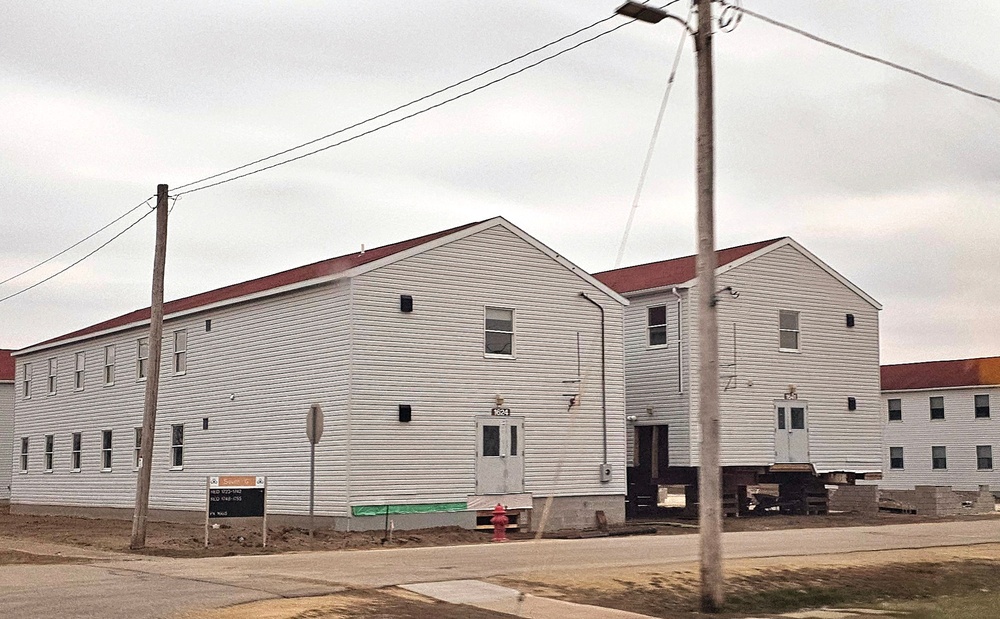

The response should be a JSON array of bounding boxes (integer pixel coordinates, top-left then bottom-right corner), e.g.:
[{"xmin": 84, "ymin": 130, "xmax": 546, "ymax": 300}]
[{"xmin": 208, "ymin": 476, "xmax": 266, "ymax": 518}]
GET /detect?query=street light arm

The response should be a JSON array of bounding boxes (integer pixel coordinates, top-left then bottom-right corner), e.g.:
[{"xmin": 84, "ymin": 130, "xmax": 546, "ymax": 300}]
[{"xmin": 662, "ymin": 13, "xmax": 696, "ymax": 37}]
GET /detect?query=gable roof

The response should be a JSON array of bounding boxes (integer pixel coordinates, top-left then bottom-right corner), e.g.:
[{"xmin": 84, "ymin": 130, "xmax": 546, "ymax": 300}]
[
  {"xmin": 0, "ymin": 349, "xmax": 13, "ymax": 382},
  {"xmin": 593, "ymin": 237, "xmax": 881, "ymax": 309},
  {"xmin": 882, "ymin": 356, "xmax": 1000, "ymax": 391},
  {"xmin": 593, "ymin": 238, "xmax": 782, "ymax": 294},
  {"xmin": 18, "ymin": 217, "xmax": 627, "ymax": 355}
]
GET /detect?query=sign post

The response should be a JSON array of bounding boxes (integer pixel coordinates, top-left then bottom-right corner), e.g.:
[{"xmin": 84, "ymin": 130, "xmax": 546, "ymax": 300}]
[
  {"xmin": 205, "ymin": 475, "xmax": 268, "ymax": 548},
  {"xmin": 306, "ymin": 404, "xmax": 324, "ymax": 546}
]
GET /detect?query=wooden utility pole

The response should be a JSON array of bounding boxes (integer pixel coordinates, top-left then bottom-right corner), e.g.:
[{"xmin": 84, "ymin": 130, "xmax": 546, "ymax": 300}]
[
  {"xmin": 694, "ymin": 0, "xmax": 723, "ymax": 611},
  {"xmin": 130, "ymin": 183, "xmax": 169, "ymax": 550}
]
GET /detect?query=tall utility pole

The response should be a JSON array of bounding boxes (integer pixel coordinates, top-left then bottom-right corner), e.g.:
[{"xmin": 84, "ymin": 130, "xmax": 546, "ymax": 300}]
[
  {"xmin": 614, "ymin": 0, "xmax": 723, "ymax": 611},
  {"xmin": 693, "ymin": 0, "xmax": 723, "ymax": 611},
  {"xmin": 130, "ymin": 183, "xmax": 169, "ymax": 550}
]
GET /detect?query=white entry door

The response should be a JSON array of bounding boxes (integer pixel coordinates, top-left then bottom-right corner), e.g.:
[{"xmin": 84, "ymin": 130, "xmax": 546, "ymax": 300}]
[
  {"xmin": 476, "ymin": 417, "xmax": 524, "ymax": 494},
  {"xmin": 774, "ymin": 403, "xmax": 809, "ymax": 463}
]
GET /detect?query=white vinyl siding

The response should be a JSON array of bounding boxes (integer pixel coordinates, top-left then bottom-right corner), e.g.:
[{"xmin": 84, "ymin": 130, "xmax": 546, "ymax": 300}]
[{"xmin": 881, "ymin": 386, "xmax": 1000, "ymax": 490}]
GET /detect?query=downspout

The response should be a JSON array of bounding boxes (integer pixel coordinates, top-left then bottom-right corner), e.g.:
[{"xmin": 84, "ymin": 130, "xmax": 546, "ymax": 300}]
[
  {"xmin": 672, "ymin": 287, "xmax": 682, "ymax": 393},
  {"xmin": 579, "ymin": 292, "xmax": 608, "ymax": 465}
]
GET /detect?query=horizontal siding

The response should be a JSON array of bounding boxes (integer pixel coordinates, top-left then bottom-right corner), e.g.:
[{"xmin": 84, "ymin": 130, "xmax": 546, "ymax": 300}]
[
  {"xmin": 1, "ymin": 383, "xmax": 12, "ymax": 499},
  {"xmin": 11, "ymin": 283, "xmax": 352, "ymax": 516},
  {"xmin": 880, "ymin": 387, "xmax": 1000, "ymax": 490},
  {"xmin": 622, "ymin": 290, "xmax": 691, "ymax": 466},
  {"xmin": 349, "ymin": 224, "xmax": 626, "ymax": 505},
  {"xmin": 689, "ymin": 244, "xmax": 881, "ymax": 471}
]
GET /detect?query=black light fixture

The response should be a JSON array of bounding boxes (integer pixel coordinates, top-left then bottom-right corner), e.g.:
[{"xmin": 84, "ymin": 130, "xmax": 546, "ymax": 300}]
[
  {"xmin": 616, "ymin": 1, "xmax": 668, "ymax": 23},
  {"xmin": 205, "ymin": 319, "xmax": 212, "ymax": 332},
  {"xmin": 398, "ymin": 404, "xmax": 412, "ymax": 422},
  {"xmin": 202, "ymin": 417, "xmax": 209, "ymax": 430},
  {"xmin": 846, "ymin": 314, "xmax": 855, "ymax": 328},
  {"xmin": 847, "ymin": 397, "xmax": 857, "ymax": 411},
  {"xmin": 400, "ymin": 295, "xmax": 413, "ymax": 313}
]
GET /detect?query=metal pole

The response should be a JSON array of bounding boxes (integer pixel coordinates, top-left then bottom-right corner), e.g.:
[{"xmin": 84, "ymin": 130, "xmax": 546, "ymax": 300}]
[
  {"xmin": 694, "ymin": 0, "xmax": 724, "ymax": 611},
  {"xmin": 309, "ymin": 441, "xmax": 316, "ymax": 547},
  {"xmin": 130, "ymin": 184, "xmax": 169, "ymax": 550}
]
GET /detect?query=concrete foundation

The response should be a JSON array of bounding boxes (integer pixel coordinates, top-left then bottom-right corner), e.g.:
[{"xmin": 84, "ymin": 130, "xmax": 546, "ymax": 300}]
[
  {"xmin": 880, "ymin": 485, "xmax": 995, "ymax": 516},
  {"xmin": 827, "ymin": 484, "xmax": 878, "ymax": 515},
  {"xmin": 531, "ymin": 495, "xmax": 625, "ymax": 532}
]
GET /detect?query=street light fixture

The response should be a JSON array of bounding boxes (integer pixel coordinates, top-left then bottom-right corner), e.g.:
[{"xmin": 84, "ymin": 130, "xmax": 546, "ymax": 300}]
[{"xmin": 615, "ymin": 1, "xmax": 668, "ymax": 23}]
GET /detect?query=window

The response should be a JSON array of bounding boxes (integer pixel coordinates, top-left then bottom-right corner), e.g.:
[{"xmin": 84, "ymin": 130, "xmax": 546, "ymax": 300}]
[
  {"xmin": 929, "ymin": 396, "xmax": 945, "ymax": 420},
  {"xmin": 137, "ymin": 338, "xmax": 149, "ymax": 380},
  {"xmin": 977, "ymin": 445, "xmax": 993, "ymax": 470},
  {"xmin": 23, "ymin": 362, "xmax": 32, "ymax": 399},
  {"xmin": 975, "ymin": 394, "xmax": 990, "ymax": 419},
  {"xmin": 790, "ymin": 407, "xmax": 805, "ymax": 429},
  {"xmin": 778, "ymin": 310, "xmax": 800, "ymax": 350},
  {"xmin": 887, "ymin": 398, "xmax": 902, "ymax": 421},
  {"xmin": 647, "ymin": 305, "xmax": 668, "ymax": 346},
  {"xmin": 776, "ymin": 406, "xmax": 786, "ymax": 429},
  {"xmin": 173, "ymin": 330, "xmax": 187, "ymax": 374},
  {"xmin": 931, "ymin": 446, "xmax": 947, "ymax": 470},
  {"xmin": 171, "ymin": 424, "xmax": 184, "ymax": 468},
  {"xmin": 44, "ymin": 435, "xmax": 54, "ymax": 471},
  {"xmin": 889, "ymin": 446, "xmax": 904, "ymax": 469},
  {"xmin": 20, "ymin": 438, "xmax": 28, "ymax": 472},
  {"xmin": 75, "ymin": 351, "xmax": 86, "ymax": 390},
  {"xmin": 47, "ymin": 358, "xmax": 58, "ymax": 395},
  {"xmin": 134, "ymin": 428, "xmax": 142, "ymax": 469},
  {"xmin": 102, "ymin": 430, "xmax": 112, "ymax": 470},
  {"xmin": 482, "ymin": 425, "xmax": 500, "ymax": 456},
  {"xmin": 104, "ymin": 344, "xmax": 116, "ymax": 385},
  {"xmin": 484, "ymin": 307, "xmax": 514, "ymax": 356},
  {"xmin": 71, "ymin": 432, "xmax": 82, "ymax": 471}
]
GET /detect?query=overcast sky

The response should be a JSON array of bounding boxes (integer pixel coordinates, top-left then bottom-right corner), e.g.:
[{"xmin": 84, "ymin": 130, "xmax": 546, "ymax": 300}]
[{"xmin": 2, "ymin": 1, "xmax": 998, "ymax": 363}]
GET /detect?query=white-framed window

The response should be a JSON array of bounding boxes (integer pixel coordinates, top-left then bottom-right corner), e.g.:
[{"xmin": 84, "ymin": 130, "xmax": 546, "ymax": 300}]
[
  {"xmin": 104, "ymin": 344, "xmax": 116, "ymax": 385},
  {"xmin": 47, "ymin": 358, "xmax": 58, "ymax": 395},
  {"xmin": 647, "ymin": 305, "xmax": 668, "ymax": 347},
  {"xmin": 134, "ymin": 428, "xmax": 142, "ymax": 469},
  {"xmin": 975, "ymin": 394, "xmax": 990, "ymax": 419},
  {"xmin": 23, "ymin": 362, "xmax": 32, "ymax": 399},
  {"xmin": 101, "ymin": 430, "xmax": 113, "ymax": 471},
  {"xmin": 887, "ymin": 398, "xmax": 902, "ymax": 422},
  {"xmin": 20, "ymin": 437, "xmax": 29, "ymax": 472},
  {"xmin": 977, "ymin": 445, "xmax": 993, "ymax": 470},
  {"xmin": 778, "ymin": 310, "xmax": 800, "ymax": 351},
  {"xmin": 889, "ymin": 446, "xmax": 904, "ymax": 469},
  {"xmin": 44, "ymin": 435, "xmax": 54, "ymax": 472},
  {"xmin": 137, "ymin": 338, "xmax": 149, "ymax": 380},
  {"xmin": 484, "ymin": 307, "xmax": 514, "ymax": 356},
  {"xmin": 71, "ymin": 432, "xmax": 82, "ymax": 471},
  {"xmin": 930, "ymin": 396, "xmax": 945, "ymax": 420},
  {"xmin": 931, "ymin": 445, "xmax": 947, "ymax": 470},
  {"xmin": 171, "ymin": 424, "xmax": 184, "ymax": 468},
  {"xmin": 173, "ymin": 330, "xmax": 187, "ymax": 375},
  {"xmin": 75, "ymin": 351, "xmax": 86, "ymax": 390}
]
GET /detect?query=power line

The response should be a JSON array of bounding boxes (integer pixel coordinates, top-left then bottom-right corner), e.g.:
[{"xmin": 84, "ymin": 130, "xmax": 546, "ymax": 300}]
[
  {"xmin": 175, "ymin": 3, "xmax": 682, "ymax": 196},
  {"xmin": 0, "ymin": 197, "xmax": 153, "ymax": 287},
  {"xmin": 615, "ymin": 3, "xmax": 692, "ymax": 268},
  {"xmin": 0, "ymin": 206, "xmax": 157, "ymax": 305},
  {"xmin": 728, "ymin": 2, "xmax": 1000, "ymax": 106}
]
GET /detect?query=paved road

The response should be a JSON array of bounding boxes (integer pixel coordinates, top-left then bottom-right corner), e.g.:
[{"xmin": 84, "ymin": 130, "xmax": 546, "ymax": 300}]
[{"xmin": 2, "ymin": 519, "xmax": 999, "ymax": 618}]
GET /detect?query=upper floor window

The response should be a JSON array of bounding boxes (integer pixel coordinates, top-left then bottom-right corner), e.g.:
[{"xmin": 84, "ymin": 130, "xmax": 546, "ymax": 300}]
[
  {"xmin": 931, "ymin": 445, "xmax": 947, "ymax": 469},
  {"xmin": 137, "ymin": 338, "xmax": 149, "ymax": 380},
  {"xmin": 20, "ymin": 437, "xmax": 29, "ymax": 472},
  {"xmin": 929, "ymin": 396, "xmax": 945, "ymax": 420},
  {"xmin": 778, "ymin": 310, "xmax": 800, "ymax": 351},
  {"xmin": 44, "ymin": 435, "xmax": 54, "ymax": 472},
  {"xmin": 889, "ymin": 446, "xmax": 904, "ymax": 469},
  {"xmin": 47, "ymin": 358, "xmax": 58, "ymax": 395},
  {"xmin": 977, "ymin": 445, "xmax": 993, "ymax": 470},
  {"xmin": 173, "ymin": 330, "xmax": 187, "ymax": 375},
  {"xmin": 23, "ymin": 362, "xmax": 32, "ymax": 399},
  {"xmin": 887, "ymin": 398, "xmax": 902, "ymax": 422},
  {"xmin": 171, "ymin": 424, "xmax": 184, "ymax": 468},
  {"xmin": 975, "ymin": 394, "xmax": 990, "ymax": 419},
  {"xmin": 484, "ymin": 307, "xmax": 514, "ymax": 356},
  {"xmin": 71, "ymin": 432, "xmax": 82, "ymax": 471},
  {"xmin": 75, "ymin": 351, "xmax": 86, "ymax": 391},
  {"xmin": 647, "ymin": 305, "xmax": 668, "ymax": 347},
  {"xmin": 134, "ymin": 427, "xmax": 142, "ymax": 469},
  {"xmin": 102, "ymin": 430, "xmax": 113, "ymax": 470},
  {"xmin": 104, "ymin": 344, "xmax": 116, "ymax": 385}
]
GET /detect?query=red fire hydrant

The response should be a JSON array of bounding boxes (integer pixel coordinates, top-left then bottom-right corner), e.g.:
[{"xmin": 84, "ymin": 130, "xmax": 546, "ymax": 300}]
[{"xmin": 490, "ymin": 503, "xmax": 509, "ymax": 542}]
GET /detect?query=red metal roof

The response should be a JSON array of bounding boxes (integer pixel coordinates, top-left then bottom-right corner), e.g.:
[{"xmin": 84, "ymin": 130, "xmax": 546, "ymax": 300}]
[
  {"xmin": 0, "ymin": 349, "xmax": 13, "ymax": 381},
  {"xmin": 593, "ymin": 238, "xmax": 785, "ymax": 294},
  {"xmin": 27, "ymin": 220, "xmax": 483, "ymax": 351},
  {"xmin": 881, "ymin": 357, "xmax": 1000, "ymax": 391}
]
